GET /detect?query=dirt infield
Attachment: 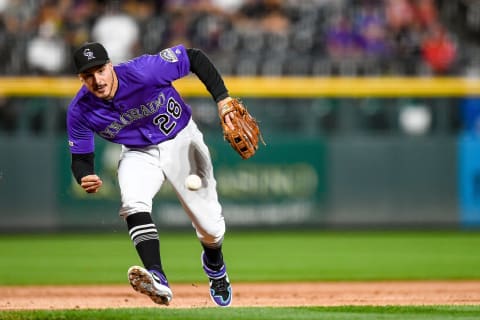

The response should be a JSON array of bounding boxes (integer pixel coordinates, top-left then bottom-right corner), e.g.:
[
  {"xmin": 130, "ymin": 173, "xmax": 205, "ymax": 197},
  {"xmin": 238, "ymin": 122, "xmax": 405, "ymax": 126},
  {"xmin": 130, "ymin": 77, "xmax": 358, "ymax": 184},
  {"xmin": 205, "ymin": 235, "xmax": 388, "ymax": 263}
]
[{"xmin": 1, "ymin": 281, "xmax": 480, "ymax": 310}]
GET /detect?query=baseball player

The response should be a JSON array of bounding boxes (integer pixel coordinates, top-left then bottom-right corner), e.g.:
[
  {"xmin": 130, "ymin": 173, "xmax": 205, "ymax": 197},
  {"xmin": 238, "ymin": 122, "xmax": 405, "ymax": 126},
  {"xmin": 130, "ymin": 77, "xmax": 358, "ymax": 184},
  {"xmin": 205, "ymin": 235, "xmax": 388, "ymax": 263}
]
[{"xmin": 67, "ymin": 42, "xmax": 235, "ymax": 307}]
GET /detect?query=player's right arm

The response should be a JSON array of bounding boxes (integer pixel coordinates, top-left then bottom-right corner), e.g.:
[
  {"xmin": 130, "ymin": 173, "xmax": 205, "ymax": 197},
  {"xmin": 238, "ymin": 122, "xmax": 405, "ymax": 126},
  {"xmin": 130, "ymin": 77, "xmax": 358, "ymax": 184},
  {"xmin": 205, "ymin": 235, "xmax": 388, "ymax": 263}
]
[
  {"xmin": 71, "ymin": 152, "xmax": 103, "ymax": 193},
  {"xmin": 67, "ymin": 96, "xmax": 102, "ymax": 193}
]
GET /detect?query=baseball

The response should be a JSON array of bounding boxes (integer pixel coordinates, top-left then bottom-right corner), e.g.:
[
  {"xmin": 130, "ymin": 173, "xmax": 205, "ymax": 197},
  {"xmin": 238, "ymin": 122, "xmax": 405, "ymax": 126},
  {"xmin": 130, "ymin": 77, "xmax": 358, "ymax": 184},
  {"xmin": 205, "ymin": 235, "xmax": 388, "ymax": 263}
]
[{"xmin": 185, "ymin": 174, "xmax": 202, "ymax": 190}]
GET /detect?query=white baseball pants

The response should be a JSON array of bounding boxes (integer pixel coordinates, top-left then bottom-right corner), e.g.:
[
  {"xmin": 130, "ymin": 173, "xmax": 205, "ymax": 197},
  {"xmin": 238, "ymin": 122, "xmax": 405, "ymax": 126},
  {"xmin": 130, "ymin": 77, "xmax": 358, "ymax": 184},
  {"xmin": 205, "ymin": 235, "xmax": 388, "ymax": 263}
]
[{"xmin": 117, "ymin": 119, "xmax": 225, "ymax": 246}]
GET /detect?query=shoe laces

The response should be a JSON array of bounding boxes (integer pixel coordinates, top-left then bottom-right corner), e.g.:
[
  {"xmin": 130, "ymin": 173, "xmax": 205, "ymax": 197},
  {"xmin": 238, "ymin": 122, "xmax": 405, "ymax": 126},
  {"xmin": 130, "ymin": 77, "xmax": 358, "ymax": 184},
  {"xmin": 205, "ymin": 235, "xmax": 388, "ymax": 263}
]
[{"xmin": 211, "ymin": 276, "xmax": 229, "ymax": 293}]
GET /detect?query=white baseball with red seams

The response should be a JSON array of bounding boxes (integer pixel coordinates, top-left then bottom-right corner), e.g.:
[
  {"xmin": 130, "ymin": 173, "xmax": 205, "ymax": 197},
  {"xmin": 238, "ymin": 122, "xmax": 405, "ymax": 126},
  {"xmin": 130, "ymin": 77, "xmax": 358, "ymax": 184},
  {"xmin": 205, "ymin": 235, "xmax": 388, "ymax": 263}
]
[{"xmin": 185, "ymin": 174, "xmax": 202, "ymax": 190}]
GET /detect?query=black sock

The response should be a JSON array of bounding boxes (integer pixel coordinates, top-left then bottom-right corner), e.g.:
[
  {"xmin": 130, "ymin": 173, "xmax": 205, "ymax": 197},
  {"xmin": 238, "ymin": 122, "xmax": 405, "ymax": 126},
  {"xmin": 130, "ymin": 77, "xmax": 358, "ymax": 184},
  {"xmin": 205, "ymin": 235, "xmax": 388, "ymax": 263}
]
[
  {"xmin": 126, "ymin": 212, "xmax": 164, "ymax": 274},
  {"xmin": 202, "ymin": 242, "xmax": 224, "ymax": 270}
]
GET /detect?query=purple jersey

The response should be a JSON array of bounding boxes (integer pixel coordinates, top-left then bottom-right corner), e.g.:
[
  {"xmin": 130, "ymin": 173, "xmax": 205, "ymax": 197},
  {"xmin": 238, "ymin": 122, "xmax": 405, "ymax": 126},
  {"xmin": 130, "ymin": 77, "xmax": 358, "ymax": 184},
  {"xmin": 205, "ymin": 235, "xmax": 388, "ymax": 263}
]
[{"xmin": 67, "ymin": 45, "xmax": 192, "ymax": 153}]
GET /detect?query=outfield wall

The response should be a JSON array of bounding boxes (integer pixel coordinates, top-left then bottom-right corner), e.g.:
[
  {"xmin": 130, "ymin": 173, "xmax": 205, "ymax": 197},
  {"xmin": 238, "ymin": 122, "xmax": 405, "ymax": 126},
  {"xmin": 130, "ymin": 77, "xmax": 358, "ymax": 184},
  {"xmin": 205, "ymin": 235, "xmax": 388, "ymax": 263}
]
[{"xmin": 0, "ymin": 77, "xmax": 479, "ymax": 230}]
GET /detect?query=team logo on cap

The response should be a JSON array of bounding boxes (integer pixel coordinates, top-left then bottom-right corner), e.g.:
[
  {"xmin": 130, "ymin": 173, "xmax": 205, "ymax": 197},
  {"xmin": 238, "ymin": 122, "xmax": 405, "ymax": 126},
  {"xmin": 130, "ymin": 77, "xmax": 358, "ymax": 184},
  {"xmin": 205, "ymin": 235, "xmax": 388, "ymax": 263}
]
[{"xmin": 83, "ymin": 48, "xmax": 95, "ymax": 60}]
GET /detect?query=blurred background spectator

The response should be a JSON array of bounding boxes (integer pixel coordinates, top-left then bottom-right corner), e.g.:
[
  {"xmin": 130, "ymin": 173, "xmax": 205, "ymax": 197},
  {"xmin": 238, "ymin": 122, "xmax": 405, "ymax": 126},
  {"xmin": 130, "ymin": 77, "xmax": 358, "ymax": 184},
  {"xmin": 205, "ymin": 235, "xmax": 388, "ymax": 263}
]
[
  {"xmin": 0, "ymin": 0, "xmax": 470, "ymax": 76},
  {"xmin": 26, "ymin": 0, "xmax": 68, "ymax": 74},
  {"xmin": 91, "ymin": 1, "xmax": 140, "ymax": 64},
  {"xmin": 420, "ymin": 23, "xmax": 457, "ymax": 75}
]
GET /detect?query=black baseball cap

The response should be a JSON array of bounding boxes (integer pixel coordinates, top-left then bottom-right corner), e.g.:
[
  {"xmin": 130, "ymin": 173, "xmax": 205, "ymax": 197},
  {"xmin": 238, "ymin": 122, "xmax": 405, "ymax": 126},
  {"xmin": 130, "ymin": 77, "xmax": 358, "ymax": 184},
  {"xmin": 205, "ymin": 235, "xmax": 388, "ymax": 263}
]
[{"xmin": 73, "ymin": 42, "xmax": 110, "ymax": 74}]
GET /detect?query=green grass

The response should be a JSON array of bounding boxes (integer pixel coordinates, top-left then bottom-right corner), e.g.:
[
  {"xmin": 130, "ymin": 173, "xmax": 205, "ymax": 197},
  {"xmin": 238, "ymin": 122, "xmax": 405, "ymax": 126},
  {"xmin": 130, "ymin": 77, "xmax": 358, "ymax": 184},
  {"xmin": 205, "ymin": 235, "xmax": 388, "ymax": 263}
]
[
  {"xmin": 0, "ymin": 230, "xmax": 480, "ymax": 285},
  {"xmin": 1, "ymin": 306, "xmax": 480, "ymax": 320},
  {"xmin": 1, "ymin": 231, "xmax": 479, "ymax": 319}
]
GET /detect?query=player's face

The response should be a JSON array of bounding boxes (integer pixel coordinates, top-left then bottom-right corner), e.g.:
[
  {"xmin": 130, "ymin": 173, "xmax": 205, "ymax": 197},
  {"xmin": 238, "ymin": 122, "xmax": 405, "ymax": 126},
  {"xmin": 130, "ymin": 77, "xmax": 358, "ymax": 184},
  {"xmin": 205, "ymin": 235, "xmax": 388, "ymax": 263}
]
[{"xmin": 79, "ymin": 63, "xmax": 118, "ymax": 100}]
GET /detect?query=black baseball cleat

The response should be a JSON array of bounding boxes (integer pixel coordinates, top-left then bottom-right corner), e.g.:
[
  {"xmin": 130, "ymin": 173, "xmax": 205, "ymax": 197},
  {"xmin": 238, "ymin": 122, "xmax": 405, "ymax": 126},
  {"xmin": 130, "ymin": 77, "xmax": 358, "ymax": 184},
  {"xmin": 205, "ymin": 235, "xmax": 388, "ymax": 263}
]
[
  {"xmin": 201, "ymin": 252, "xmax": 232, "ymax": 307},
  {"xmin": 127, "ymin": 266, "xmax": 173, "ymax": 305}
]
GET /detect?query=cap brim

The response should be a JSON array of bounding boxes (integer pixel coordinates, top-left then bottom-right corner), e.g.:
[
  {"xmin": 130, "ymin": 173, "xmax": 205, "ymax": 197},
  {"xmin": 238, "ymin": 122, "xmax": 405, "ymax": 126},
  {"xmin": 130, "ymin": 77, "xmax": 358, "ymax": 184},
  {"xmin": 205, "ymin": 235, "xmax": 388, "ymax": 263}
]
[{"xmin": 77, "ymin": 59, "xmax": 109, "ymax": 74}]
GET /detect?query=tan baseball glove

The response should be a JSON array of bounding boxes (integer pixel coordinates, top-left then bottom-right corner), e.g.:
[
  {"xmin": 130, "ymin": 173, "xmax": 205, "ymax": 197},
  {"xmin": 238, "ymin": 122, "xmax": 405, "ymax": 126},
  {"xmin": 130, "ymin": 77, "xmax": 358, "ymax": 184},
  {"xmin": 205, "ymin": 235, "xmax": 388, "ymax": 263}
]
[{"xmin": 219, "ymin": 98, "xmax": 264, "ymax": 159}]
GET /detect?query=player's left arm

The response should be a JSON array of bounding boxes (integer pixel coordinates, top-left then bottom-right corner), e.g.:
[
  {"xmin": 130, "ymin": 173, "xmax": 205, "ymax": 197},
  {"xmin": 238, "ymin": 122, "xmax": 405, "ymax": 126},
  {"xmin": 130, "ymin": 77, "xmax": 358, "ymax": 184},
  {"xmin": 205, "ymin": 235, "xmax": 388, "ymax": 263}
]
[{"xmin": 187, "ymin": 48, "xmax": 234, "ymax": 129}]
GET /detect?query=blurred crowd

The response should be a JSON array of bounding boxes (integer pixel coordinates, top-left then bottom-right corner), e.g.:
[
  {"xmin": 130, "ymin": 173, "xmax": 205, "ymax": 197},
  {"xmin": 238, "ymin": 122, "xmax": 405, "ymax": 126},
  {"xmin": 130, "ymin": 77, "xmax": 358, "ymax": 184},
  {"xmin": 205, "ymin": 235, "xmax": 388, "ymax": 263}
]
[{"xmin": 0, "ymin": 0, "xmax": 473, "ymax": 76}]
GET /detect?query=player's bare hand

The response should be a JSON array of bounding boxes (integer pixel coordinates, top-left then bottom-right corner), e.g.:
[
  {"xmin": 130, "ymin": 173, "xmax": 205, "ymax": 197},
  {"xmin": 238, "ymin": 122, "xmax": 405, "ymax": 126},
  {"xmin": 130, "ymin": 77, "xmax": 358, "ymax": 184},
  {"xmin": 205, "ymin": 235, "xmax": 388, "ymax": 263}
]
[
  {"xmin": 81, "ymin": 174, "xmax": 103, "ymax": 193},
  {"xmin": 217, "ymin": 97, "xmax": 235, "ymax": 131}
]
